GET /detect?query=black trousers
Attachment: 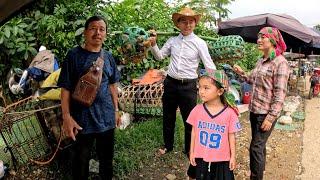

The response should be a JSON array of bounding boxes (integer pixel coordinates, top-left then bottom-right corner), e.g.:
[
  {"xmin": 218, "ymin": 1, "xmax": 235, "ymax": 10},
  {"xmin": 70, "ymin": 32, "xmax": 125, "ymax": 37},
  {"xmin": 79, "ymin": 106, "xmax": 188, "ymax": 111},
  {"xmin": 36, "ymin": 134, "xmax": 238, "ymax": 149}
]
[
  {"xmin": 72, "ymin": 128, "xmax": 115, "ymax": 180},
  {"xmin": 162, "ymin": 76, "xmax": 197, "ymax": 178},
  {"xmin": 249, "ymin": 113, "xmax": 276, "ymax": 180},
  {"xmin": 195, "ymin": 159, "xmax": 234, "ymax": 180}
]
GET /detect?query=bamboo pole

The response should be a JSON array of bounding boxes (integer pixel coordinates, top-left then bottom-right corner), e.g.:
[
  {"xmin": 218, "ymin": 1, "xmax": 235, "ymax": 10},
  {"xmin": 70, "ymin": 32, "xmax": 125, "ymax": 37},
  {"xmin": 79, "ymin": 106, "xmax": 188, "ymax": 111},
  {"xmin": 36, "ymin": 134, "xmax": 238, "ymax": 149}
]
[{"xmin": 109, "ymin": 31, "xmax": 217, "ymax": 41}]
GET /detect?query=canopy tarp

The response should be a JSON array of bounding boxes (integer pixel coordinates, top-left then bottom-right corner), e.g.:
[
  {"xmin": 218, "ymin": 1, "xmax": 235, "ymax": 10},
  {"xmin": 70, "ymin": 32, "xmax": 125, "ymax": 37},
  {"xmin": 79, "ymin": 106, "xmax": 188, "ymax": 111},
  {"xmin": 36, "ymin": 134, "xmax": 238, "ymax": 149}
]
[
  {"xmin": 218, "ymin": 13, "xmax": 320, "ymax": 54},
  {"xmin": 0, "ymin": 0, "xmax": 35, "ymax": 26}
]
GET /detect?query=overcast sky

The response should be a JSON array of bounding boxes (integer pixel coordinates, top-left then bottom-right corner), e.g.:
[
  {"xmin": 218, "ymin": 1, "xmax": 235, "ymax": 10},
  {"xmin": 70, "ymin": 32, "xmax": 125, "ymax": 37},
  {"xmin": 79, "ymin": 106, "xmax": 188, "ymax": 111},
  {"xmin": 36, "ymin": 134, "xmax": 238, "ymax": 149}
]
[{"xmin": 226, "ymin": 0, "xmax": 320, "ymax": 27}]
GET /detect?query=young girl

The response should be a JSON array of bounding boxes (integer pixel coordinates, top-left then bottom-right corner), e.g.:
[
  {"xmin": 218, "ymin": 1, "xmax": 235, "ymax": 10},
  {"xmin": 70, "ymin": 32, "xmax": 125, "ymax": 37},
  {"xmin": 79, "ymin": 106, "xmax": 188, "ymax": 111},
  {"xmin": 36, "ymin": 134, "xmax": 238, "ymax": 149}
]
[{"xmin": 187, "ymin": 70, "xmax": 241, "ymax": 180}]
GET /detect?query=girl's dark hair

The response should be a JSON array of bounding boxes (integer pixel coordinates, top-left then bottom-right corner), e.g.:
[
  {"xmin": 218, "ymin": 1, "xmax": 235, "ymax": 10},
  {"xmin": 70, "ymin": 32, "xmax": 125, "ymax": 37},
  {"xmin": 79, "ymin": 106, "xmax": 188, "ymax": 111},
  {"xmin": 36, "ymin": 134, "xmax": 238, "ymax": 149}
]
[{"xmin": 84, "ymin": 15, "xmax": 107, "ymax": 30}]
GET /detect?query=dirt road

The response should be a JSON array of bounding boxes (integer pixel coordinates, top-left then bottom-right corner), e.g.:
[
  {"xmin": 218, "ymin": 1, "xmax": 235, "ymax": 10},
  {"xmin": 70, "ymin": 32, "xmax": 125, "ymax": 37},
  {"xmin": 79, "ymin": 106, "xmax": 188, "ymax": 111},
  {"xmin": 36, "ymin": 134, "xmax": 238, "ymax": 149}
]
[{"xmin": 300, "ymin": 98, "xmax": 320, "ymax": 179}]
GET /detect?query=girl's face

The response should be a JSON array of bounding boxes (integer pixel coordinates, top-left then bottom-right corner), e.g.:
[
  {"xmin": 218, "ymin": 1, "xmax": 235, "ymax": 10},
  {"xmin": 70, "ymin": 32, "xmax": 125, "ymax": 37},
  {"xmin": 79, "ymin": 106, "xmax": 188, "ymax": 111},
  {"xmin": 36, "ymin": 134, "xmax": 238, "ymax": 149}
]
[{"xmin": 198, "ymin": 77, "xmax": 224, "ymax": 103}]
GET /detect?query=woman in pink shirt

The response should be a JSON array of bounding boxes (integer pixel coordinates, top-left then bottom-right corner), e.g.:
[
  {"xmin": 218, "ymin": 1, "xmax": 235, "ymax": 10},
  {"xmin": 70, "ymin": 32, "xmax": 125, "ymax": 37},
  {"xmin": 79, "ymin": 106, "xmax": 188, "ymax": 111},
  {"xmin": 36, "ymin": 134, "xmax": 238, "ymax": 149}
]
[{"xmin": 188, "ymin": 70, "xmax": 241, "ymax": 180}]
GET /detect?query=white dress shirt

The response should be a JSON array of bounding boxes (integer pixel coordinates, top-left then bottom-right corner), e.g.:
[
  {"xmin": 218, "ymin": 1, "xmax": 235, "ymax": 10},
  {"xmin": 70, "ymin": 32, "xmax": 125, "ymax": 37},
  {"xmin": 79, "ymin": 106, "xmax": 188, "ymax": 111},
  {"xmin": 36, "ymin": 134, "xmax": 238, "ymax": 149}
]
[{"xmin": 150, "ymin": 32, "xmax": 216, "ymax": 79}]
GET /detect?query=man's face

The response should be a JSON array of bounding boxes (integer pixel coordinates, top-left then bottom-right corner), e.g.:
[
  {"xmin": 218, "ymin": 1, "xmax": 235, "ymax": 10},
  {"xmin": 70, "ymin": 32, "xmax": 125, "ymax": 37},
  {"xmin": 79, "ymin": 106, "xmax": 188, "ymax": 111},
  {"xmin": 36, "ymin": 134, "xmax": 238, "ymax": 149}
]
[
  {"xmin": 84, "ymin": 20, "xmax": 107, "ymax": 47},
  {"xmin": 177, "ymin": 16, "xmax": 196, "ymax": 36}
]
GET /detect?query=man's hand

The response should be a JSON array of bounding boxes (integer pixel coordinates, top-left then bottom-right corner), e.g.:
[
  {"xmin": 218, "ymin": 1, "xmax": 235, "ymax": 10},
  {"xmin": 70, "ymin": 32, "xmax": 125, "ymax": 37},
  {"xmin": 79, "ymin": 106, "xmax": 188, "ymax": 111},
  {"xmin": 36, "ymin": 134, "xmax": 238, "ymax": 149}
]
[
  {"xmin": 261, "ymin": 119, "xmax": 272, "ymax": 131},
  {"xmin": 115, "ymin": 111, "xmax": 121, "ymax": 127},
  {"xmin": 148, "ymin": 30, "xmax": 157, "ymax": 47},
  {"xmin": 62, "ymin": 114, "xmax": 82, "ymax": 141}
]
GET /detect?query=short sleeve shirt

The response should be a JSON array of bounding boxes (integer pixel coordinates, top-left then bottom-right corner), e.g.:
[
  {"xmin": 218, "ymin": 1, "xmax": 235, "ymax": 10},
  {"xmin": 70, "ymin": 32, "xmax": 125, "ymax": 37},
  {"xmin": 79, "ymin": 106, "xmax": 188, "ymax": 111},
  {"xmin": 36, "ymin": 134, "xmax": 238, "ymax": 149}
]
[
  {"xmin": 57, "ymin": 46, "xmax": 120, "ymax": 134},
  {"xmin": 187, "ymin": 104, "xmax": 241, "ymax": 162}
]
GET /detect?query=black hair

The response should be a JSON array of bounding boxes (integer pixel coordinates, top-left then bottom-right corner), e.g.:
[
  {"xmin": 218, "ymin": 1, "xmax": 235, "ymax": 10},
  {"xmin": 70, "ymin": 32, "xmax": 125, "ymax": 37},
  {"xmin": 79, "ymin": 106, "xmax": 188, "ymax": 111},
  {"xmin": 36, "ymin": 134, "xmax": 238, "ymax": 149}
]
[{"xmin": 84, "ymin": 15, "xmax": 107, "ymax": 30}]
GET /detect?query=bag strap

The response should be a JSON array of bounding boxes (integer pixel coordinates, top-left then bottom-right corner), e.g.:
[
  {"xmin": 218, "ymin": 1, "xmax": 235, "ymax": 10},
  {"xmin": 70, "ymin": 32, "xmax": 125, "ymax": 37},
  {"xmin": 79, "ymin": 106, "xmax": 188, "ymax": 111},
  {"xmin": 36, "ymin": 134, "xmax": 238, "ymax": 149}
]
[
  {"xmin": 95, "ymin": 50, "xmax": 104, "ymax": 70},
  {"xmin": 96, "ymin": 50, "xmax": 104, "ymax": 64},
  {"xmin": 98, "ymin": 50, "xmax": 112, "ymax": 79},
  {"xmin": 100, "ymin": 50, "xmax": 104, "ymax": 60},
  {"xmin": 87, "ymin": 49, "xmax": 105, "ymax": 72}
]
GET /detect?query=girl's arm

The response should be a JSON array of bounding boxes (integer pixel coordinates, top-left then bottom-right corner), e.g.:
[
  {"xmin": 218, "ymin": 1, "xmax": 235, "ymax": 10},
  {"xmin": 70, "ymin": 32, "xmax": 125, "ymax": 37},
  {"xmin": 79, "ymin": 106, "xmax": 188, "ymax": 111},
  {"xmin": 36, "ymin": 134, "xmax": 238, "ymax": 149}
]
[
  {"xmin": 229, "ymin": 133, "xmax": 236, "ymax": 170},
  {"xmin": 189, "ymin": 127, "xmax": 197, "ymax": 166}
]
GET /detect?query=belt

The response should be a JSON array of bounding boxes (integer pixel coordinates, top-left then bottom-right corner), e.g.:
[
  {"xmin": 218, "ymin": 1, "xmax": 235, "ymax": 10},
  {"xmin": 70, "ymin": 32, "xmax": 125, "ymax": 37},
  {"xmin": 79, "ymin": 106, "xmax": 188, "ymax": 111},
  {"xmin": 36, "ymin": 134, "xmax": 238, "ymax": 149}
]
[{"xmin": 167, "ymin": 75, "xmax": 197, "ymax": 84}]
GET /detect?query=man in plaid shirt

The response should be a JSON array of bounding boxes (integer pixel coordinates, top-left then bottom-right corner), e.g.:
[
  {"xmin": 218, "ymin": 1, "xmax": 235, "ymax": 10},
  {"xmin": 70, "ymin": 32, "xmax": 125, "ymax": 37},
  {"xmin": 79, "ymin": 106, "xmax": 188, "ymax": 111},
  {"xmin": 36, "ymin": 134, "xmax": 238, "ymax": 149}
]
[{"xmin": 234, "ymin": 27, "xmax": 290, "ymax": 180}]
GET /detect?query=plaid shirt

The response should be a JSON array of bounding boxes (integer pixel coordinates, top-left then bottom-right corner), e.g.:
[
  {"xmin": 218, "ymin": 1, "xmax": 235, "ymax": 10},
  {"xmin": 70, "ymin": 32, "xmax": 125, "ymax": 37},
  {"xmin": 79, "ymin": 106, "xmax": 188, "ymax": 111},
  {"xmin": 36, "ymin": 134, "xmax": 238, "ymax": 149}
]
[{"xmin": 246, "ymin": 55, "xmax": 289, "ymax": 123}]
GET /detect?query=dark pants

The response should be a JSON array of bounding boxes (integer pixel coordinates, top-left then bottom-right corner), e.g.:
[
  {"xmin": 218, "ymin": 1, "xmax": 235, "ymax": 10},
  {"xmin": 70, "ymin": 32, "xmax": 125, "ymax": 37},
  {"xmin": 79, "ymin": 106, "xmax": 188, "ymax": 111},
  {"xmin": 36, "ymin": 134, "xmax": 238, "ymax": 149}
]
[
  {"xmin": 195, "ymin": 159, "xmax": 234, "ymax": 180},
  {"xmin": 162, "ymin": 76, "xmax": 197, "ymax": 178},
  {"xmin": 249, "ymin": 113, "xmax": 276, "ymax": 180},
  {"xmin": 72, "ymin": 128, "xmax": 115, "ymax": 180}
]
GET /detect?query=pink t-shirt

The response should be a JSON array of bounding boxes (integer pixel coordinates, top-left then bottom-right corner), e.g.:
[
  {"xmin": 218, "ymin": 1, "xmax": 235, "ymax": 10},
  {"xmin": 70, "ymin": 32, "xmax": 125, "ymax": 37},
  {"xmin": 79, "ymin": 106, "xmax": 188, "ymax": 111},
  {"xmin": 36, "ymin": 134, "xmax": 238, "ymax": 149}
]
[{"xmin": 187, "ymin": 104, "xmax": 241, "ymax": 162}]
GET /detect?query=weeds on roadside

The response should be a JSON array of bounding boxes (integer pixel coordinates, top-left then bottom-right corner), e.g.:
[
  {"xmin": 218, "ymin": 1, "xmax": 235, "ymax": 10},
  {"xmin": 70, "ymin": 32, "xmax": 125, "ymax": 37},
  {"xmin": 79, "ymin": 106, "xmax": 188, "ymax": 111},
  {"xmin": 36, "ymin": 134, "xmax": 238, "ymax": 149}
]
[{"xmin": 113, "ymin": 115, "xmax": 185, "ymax": 178}]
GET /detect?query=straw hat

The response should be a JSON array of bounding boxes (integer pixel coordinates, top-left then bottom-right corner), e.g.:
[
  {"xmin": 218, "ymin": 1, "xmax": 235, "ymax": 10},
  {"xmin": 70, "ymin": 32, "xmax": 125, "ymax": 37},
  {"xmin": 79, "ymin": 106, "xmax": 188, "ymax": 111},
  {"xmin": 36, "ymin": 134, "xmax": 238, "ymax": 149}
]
[{"xmin": 172, "ymin": 7, "xmax": 201, "ymax": 27}]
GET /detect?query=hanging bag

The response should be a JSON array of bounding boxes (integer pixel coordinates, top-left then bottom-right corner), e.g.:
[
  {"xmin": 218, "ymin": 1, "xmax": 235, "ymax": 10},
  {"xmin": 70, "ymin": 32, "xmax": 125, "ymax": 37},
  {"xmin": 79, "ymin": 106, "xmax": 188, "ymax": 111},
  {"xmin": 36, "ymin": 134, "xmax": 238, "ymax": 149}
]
[{"xmin": 72, "ymin": 51, "xmax": 104, "ymax": 107}]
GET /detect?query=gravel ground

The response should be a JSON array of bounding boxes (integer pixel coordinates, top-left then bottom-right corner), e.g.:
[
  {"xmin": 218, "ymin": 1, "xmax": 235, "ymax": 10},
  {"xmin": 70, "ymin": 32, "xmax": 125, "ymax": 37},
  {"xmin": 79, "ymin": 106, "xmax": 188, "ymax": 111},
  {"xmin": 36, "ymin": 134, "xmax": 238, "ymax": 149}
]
[{"xmin": 299, "ymin": 97, "xmax": 320, "ymax": 180}]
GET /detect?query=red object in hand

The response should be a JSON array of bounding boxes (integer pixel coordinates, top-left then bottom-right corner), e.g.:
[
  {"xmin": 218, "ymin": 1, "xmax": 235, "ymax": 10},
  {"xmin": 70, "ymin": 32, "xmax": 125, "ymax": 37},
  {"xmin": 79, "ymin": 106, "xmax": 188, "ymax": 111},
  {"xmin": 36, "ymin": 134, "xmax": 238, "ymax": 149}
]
[{"xmin": 243, "ymin": 92, "xmax": 251, "ymax": 104}]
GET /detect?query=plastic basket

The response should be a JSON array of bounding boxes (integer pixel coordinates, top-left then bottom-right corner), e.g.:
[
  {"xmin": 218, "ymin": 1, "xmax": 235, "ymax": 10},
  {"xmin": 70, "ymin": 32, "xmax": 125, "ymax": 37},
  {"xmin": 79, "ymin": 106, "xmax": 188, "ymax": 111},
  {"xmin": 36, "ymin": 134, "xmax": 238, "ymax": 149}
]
[{"xmin": 209, "ymin": 35, "xmax": 245, "ymax": 62}]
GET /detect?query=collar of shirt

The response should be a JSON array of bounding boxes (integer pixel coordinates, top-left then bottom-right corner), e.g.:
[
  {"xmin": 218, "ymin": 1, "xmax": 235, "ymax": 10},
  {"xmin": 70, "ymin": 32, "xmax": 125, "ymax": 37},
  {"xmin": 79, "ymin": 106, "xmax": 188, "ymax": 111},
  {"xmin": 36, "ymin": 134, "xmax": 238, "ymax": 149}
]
[
  {"xmin": 260, "ymin": 56, "xmax": 270, "ymax": 63},
  {"xmin": 178, "ymin": 32, "xmax": 195, "ymax": 41}
]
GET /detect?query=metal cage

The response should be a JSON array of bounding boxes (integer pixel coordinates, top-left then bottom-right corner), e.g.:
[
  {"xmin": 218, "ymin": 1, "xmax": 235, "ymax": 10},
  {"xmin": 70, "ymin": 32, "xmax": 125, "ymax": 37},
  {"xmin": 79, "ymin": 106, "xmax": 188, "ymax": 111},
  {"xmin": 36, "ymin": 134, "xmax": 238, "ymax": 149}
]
[
  {"xmin": 0, "ymin": 96, "xmax": 63, "ymax": 167},
  {"xmin": 118, "ymin": 83, "xmax": 163, "ymax": 116}
]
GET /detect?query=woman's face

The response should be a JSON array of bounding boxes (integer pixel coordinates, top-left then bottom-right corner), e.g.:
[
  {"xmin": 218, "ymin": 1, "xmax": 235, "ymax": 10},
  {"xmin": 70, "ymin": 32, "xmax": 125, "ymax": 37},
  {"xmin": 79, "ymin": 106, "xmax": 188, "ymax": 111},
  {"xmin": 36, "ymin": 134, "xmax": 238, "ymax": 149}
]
[{"xmin": 257, "ymin": 35, "xmax": 273, "ymax": 52}]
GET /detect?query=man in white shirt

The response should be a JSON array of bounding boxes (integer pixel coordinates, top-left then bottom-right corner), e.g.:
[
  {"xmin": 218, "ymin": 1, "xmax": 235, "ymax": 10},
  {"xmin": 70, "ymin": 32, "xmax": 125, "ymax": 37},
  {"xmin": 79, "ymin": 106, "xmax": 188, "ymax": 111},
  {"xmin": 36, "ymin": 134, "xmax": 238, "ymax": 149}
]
[{"xmin": 149, "ymin": 7, "xmax": 216, "ymax": 179}]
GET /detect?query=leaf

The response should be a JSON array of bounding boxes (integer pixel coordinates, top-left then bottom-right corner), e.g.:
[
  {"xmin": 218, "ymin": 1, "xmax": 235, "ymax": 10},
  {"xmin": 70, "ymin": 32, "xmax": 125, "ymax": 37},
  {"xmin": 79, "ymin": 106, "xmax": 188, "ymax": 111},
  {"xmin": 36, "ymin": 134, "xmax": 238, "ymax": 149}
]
[
  {"xmin": 75, "ymin": 27, "xmax": 84, "ymax": 36},
  {"xmin": 17, "ymin": 47, "xmax": 25, "ymax": 52},
  {"xmin": 143, "ymin": 58, "xmax": 148, "ymax": 63},
  {"xmin": 0, "ymin": 36, "xmax": 3, "ymax": 44},
  {"xmin": 28, "ymin": 47, "xmax": 38, "ymax": 55},
  {"xmin": 16, "ymin": 38, "xmax": 25, "ymax": 42},
  {"xmin": 4, "ymin": 27, "xmax": 10, "ymax": 38},
  {"xmin": 27, "ymin": 37, "xmax": 36, "ymax": 41},
  {"xmin": 18, "ymin": 28, "xmax": 24, "ymax": 35},
  {"xmin": 24, "ymin": 51, "xmax": 29, "ymax": 60},
  {"xmin": 35, "ymin": 10, "xmax": 41, "ymax": 20},
  {"xmin": 13, "ymin": 26, "xmax": 19, "ymax": 36},
  {"xmin": 29, "ymin": 43, "xmax": 36, "ymax": 47},
  {"xmin": 18, "ymin": 23, "xmax": 28, "ymax": 28},
  {"xmin": 144, "ymin": 62, "xmax": 149, "ymax": 69},
  {"xmin": 9, "ymin": 49, "xmax": 15, "ymax": 55}
]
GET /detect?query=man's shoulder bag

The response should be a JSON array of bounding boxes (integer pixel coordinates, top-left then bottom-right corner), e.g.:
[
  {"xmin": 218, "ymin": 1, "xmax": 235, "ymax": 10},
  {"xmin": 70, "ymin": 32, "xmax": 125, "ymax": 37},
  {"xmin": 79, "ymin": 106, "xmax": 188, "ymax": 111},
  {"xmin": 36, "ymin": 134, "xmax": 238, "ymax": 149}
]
[{"xmin": 72, "ymin": 51, "xmax": 104, "ymax": 107}]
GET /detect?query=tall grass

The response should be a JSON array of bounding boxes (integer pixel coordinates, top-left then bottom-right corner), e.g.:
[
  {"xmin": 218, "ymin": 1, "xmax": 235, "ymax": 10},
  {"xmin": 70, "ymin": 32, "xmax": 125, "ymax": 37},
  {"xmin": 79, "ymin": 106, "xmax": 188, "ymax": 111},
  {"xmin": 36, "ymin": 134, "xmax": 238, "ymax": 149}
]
[{"xmin": 114, "ymin": 115, "xmax": 185, "ymax": 177}]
